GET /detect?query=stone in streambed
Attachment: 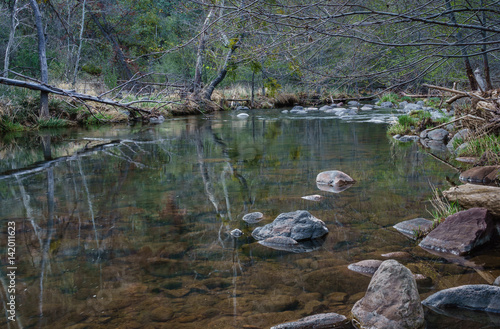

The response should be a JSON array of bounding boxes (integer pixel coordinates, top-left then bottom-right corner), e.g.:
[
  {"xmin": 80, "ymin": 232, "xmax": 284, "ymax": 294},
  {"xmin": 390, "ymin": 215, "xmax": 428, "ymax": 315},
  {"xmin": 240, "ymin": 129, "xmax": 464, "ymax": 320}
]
[
  {"xmin": 422, "ymin": 284, "xmax": 500, "ymax": 314},
  {"xmin": 316, "ymin": 170, "xmax": 355, "ymax": 193},
  {"xmin": 348, "ymin": 259, "xmax": 383, "ymax": 277},
  {"xmin": 419, "ymin": 208, "xmax": 496, "ymax": 256},
  {"xmin": 270, "ymin": 313, "xmax": 351, "ymax": 329},
  {"xmin": 243, "ymin": 212, "xmax": 264, "ymax": 224},
  {"xmin": 393, "ymin": 218, "xmax": 433, "ymax": 239},
  {"xmin": 351, "ymin": 260, "xmax": 425, "ymax": 329},
  {"xmin": 443, "ymin": 184, "xmax": 500, "ymax": 216},
  {"xmin": 301, "ymin": 194, "xmax": 323, "ymax": 201},
  {"xmin": 252, "ymin": 210, "xmax": 328, "ymax": 241}
]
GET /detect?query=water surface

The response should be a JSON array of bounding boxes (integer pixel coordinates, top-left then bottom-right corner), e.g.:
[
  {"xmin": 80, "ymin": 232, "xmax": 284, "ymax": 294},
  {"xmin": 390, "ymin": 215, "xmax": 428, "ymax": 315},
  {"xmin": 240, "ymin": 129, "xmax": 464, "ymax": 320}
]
[{"xmin": 0, "ymin": 109, "xmax": 498, "ymax": 328}]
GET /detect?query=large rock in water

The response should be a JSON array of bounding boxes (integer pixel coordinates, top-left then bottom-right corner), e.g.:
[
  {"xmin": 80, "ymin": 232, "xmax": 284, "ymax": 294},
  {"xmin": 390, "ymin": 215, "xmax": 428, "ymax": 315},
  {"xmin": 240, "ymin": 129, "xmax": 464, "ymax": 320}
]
[
  {"xmin": 419, "ymin": 208, "xmax": 496, "ymax": 256},
  {"xmin": 443, "ymin": 184, "xmax": 500, "ymax": 216},
  {"xmin": 459, "ymin": 166, "xmax": 500, "ymax": 185},
  {"xmin": 422, "ymin": 284, "xmax": 500, "ymax": 314},
  {"xmin": 351, "ymin": 260, "xmax": 425, "ymax": 329},
  {"xmin": 252, "ymin": 210, "xmax": 328, "ymax": 241},
  {"xmin": 271, "ymin": 313, "xmax": 350, "ymax": 329},
  {"xmin": 316, "ymin": 170, "xmax": 355, "ymax": 193}
]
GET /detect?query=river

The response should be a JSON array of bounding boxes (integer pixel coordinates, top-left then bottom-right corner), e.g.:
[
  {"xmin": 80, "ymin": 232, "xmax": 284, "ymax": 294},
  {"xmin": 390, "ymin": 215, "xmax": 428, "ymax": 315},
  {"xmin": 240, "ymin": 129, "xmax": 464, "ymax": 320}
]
[{"xmin": 0, "ymin": 109, "xmax": 498, "ymax": 328}]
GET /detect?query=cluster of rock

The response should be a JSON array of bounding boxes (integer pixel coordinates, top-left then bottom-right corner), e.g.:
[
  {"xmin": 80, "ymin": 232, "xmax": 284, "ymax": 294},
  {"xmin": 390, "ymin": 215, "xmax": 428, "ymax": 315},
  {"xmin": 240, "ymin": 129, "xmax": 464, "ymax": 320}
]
[{"xmin": 282, "ymin": 100, "xmax": 380, "ymax": 117}]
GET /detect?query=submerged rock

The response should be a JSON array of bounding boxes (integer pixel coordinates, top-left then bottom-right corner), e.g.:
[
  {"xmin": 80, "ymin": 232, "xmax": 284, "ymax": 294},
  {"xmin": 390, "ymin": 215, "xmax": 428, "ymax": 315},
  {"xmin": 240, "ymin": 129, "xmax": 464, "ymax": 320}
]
[
  {"xmin": 348, "ymin": 259, "xmax": 383, "ymax": 277},
  {"xmin": 422, "ymin": 284, "xmax": 500, "ymax": 314},
  {"xmin": 381, "ymin": 251, "xmax": 413, "ymax": 260},
  {"xmin": 271, "ymin": 313, "xmax": 350, "ymax": 329},
  {"xmin": 258, "ymin": 236, "xmax": 325, "ymax": 253},
  {"xmin": 419, "ymin": 208, "xmax": 496, "ymax": 256},
  {"xmin": 252, "ymin": 210, "xmax": 328, "ymax": 241},
  {"xmin": 393, "ymin": 218, "xmax": 434, "ymax": 239},
  {"xmin": 301, "ymin": 194, "xmax": 323, "ymax": 201},
  {"xmin": 242, "ymin": 212, "xmax": 264, "ymax": 224},
  {"xmin": 443, "ymin": 184, "xmax": 500, "ymax": 216},
  {"xmin": 351, "ymin": 260, "xmax": 425, "ymax": 329}
]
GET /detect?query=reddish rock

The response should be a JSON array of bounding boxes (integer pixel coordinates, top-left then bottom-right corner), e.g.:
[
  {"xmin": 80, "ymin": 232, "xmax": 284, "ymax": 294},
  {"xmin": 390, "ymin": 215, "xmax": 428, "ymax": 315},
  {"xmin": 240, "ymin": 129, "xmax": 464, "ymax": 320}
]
[
  {"xmin": 459, "ymin": 166, "xmax": 500, "ymax": 185},
  {"xmin": 419, "ymin": 208, "xmax": 496, "ymax": 256}
]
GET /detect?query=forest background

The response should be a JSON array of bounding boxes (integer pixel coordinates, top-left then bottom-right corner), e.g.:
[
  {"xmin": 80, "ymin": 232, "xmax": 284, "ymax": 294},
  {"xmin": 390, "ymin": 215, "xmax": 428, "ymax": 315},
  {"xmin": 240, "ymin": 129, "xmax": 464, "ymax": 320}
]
[{"xmin": 0, "ymin": 0, "xmax": 499, "ymax": 125}]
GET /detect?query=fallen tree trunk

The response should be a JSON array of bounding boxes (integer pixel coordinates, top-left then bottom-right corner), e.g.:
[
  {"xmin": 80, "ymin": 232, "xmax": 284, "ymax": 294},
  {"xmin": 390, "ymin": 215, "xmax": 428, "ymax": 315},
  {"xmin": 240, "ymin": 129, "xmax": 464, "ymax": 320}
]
[{"xmin": 0, "ymin": 76, "xmax": 151, "ymax": 115}]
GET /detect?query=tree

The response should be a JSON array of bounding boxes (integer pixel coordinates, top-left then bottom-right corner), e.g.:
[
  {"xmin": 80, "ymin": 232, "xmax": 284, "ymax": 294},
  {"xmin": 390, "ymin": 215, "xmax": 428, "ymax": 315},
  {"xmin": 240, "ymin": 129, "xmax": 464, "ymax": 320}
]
[{"xmin": 29, "ymin": 0, "xmax": 49, "ymax": 118}]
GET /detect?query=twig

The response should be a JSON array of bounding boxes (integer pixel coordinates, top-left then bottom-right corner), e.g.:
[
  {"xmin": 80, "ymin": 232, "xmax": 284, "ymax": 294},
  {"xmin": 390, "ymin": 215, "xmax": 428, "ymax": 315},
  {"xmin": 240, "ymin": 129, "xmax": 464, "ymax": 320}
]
[{"xmin": 427, "ymin": 114, "xmax": 486, "ymax": 131}]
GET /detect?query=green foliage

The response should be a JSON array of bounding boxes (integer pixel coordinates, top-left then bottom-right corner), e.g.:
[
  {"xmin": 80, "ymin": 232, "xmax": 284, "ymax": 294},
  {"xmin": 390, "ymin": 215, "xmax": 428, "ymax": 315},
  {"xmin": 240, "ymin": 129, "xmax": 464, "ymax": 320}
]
[
  {"xmin": 84, "ymin": 113, "xmax": 112, "ymax": 125},
  {"xmin": 0, "ymin": 116, "xmax": 25, "ymax": 132},
  {"xmin": 378, "ymin": 92, "xmax": 399, "ymax": 105},
  {"xmin": 37, "ymin": 118, "xmax": 71, "ymax": 129},
  {"xmin": 428, "ymin": 184, "xmax": 462, "ymax": 227},
  {"xmin": 264, "ymin": 78, "xmax": 281, "ymax": 98},
  {"xmin": 81, "ymin": 63, "xmax": 103, "ymax": 76},
  {"xmin": 458, "ymin": 134, "xmax": 500, "ymax": 164},
  {"xmin": 398, "ymin": 115, "xmax": 417, "ymax": 127}
]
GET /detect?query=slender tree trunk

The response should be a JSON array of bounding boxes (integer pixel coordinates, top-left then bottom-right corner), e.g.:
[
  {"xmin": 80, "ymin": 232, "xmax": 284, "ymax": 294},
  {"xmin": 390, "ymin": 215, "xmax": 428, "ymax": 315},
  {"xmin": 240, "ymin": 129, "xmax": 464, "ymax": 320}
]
[
  {"xmin": 4, "ymin": 0, "xmax": 19, "ymax": 78},
  {"xmin": 480, "ymin": 0, "xmax": 493, "ymax": 90},
  {"xmin": 445, "ymin": 0, "xmax": 477, "ymax": 91},
  {"xmin": 72, "ymin": 0, "xmax": 87, "ymax": 87},
  {"xmin": 29, "ymin": 0, "xmax": 49, "ymax": 118},
  {"xmin": 203, "ymin": 37, "xmax": 241, "ymax": 100},
  {"xmin": 251, "ymin": 71, "xmax": 255, "ymax": 108},
  {"xmin": 90, "ymin": 4, "xmax": 133, "ymax": 81},
  {"xmin": 193, "ymin": 8, "xmax": 214, "ymax": 95}
]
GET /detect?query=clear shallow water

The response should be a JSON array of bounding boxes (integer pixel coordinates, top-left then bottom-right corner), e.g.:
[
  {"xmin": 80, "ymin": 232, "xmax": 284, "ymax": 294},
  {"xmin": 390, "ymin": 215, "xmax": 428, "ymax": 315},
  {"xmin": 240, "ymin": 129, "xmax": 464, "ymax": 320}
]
[{"xmin": 0, "ymin": 109, "xmax": 499, "ymax": 329}]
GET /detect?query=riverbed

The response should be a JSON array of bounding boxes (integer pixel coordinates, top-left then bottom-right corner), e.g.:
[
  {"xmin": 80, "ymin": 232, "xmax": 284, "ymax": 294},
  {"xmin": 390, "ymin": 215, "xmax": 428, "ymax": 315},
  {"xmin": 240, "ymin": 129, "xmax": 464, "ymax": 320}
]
[{"xmin": 1, "ymin": 109, "xmax": 499, "ymax": 328}]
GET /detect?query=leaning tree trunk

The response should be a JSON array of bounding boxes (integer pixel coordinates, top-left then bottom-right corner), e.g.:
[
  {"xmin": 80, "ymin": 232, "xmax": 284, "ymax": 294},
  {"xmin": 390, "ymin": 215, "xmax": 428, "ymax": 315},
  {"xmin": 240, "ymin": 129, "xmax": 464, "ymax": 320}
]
[
  {"xmin": 29, "ymin": 0, "xmax": 49, "ymax": 118},
  {"xmin": 445, "ymin": 0, "xmax": 478, "ymax": 91},
  {"xmin": 203, "ymin": 37, "xmax": 241, "ymax": 101}
]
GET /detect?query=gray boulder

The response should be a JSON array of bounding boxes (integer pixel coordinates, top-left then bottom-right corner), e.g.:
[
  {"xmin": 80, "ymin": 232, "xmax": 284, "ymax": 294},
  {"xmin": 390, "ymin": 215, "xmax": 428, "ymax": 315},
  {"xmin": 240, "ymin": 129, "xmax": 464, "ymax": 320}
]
[
  {"xmin": 419, "ymin": 208, "xmax": 496, "ymax": 256},
  {"xmin": 242, "ymin": 212, "xmax": 264, "ymax": 224},
  {"xmin": 396, "ymin": 135, "xmax": 420, "ymax": 143},
  {"xmin": 426, "ymin": 128, "xmax": 449, "ymax": 141},
  {"xmin": 380, "ymin": 101, "xmax": 394, "ymax": 108},
  {"xmin": 251, "ymin": 210, "xmax": 328, "ymax": 241},
  {"xmin": 316, "ymin": 170, "xmax": 355, "ymax": 186},
  {"xmin": 399, "ymin": 101, "xmax": 409, "ymax": 109},
  {"xmin": 319, "ymin": 105, "xmax": 333, "ymax": 111},
  {"xmin": 291, "ymin": 105, "xmax": 304, "ymax": 111},
  {"xmin": 422, "ymin": 284, "xmax": 500, "ymax": 313},
  {"xmin": 404, "ymin": 103, "xmax": 423, "ymax": 112},
  {"xmin": 236, "ymin": 106, "xmax": 250, "ymax": 111},
  {"xmin": 271, "ymin": 313, "xmax": 350, "ymax": 329},
  {"xmin": 351, "ymin": 260, "xmax": 425, "ymax": 329},
  {"xmin": 393, "ymin": 218, "xmax": 434, "ymax": 239},
  {"xmin": 348, "ymin": 100, "xmax": 361, "ymax": 106},
  {"xmin": 316, "ymin": 170, "xmax": 355, "ymax": 193}
]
